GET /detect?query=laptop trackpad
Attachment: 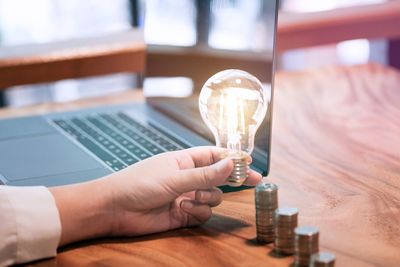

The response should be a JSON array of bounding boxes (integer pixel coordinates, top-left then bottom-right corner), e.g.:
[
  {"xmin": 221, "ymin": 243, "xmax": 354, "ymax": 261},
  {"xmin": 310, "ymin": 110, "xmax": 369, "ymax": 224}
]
[{"xmin": 0, "ymin": 133, "xmax": 104, "ymax": 181}]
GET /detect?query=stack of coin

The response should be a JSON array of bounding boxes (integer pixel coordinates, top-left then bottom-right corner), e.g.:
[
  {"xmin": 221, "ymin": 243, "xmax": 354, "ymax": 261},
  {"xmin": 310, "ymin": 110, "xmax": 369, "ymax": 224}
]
[
  {"xmin": 311, "ymin": 252, "xmax": 336, "ymax": 267},
  {"xmin": 255, "ymin": 182, "xmax": 278, "ymax": 243},
  {"xmin": 294, "ymin": 226, "xmax": 319, "ymax": 266},
  {"xmin": 274, "ymin": 207, "xmax": 299, "ymax": 255}
]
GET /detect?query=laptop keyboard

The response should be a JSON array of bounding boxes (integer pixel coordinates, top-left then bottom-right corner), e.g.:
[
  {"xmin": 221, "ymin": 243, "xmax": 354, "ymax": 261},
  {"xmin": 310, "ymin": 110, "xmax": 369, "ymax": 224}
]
[{"xmin": 52, "ymin": 112, "xmax": 187, "ymax": 171}]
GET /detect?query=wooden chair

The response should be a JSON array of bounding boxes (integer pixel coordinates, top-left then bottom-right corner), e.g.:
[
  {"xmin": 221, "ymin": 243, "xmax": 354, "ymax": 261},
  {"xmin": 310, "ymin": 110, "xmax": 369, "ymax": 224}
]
[{"xmin": 0, "ymin": 29, "xmax": 146, "ymax": 105}]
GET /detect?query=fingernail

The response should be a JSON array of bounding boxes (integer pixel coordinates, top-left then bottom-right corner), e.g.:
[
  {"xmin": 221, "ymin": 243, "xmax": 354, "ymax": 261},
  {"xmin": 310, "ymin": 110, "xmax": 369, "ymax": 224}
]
[
  {"xmin": 181, "ymin": 200, "xmax": 194, "ymax": 210},
  {"xmin": 200, "ymin": 191, "xmax": 211, "ymax": 202}
]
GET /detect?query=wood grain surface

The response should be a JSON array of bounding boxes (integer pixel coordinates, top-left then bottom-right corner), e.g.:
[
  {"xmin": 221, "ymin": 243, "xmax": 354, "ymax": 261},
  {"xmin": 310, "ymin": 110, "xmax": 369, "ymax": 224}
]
[{"xmin": 2, "ymin": 64, "xmax": 399, "ymax": 267}]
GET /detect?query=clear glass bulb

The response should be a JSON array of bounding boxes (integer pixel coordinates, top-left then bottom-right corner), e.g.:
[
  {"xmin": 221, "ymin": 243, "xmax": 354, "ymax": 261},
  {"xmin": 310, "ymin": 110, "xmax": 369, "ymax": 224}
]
[{"xmin": 199, "ymin": 69, "xmax": 268, "ymax": 186}]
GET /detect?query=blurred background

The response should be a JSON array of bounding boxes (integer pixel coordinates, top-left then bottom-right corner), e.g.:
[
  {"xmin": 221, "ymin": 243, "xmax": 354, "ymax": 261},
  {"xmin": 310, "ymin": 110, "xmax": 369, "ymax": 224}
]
[{"xmin": 0, "ymin": 0, "xmax": 399, "ymax": 107}]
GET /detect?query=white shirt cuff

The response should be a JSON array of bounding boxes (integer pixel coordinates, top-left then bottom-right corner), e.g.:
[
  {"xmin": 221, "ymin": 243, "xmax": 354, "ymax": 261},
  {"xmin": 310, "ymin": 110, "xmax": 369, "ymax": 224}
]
[{"xmin": 0, "ymin": 186, "xmax": 61, "ymax": 266}]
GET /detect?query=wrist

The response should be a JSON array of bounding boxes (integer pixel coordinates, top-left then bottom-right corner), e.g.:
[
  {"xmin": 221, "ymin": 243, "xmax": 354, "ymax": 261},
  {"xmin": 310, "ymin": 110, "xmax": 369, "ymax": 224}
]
[
  {"xmin": 84, "ymin": 179, "xmax": 115, "ymax": 238},
  {"xmin": 50, "ymin": 178, "xmax": 114, "ymax": 246}
]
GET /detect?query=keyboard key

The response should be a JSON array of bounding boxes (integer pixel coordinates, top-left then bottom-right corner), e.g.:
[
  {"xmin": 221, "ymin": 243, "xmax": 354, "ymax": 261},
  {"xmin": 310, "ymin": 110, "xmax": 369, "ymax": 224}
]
[
  {"xmin": 53, "ymin": 119, "xmax": 125, "ymax": 171},
  {"xmin": 100, "ymin": 114, "xmax": 167, "ymax": 154},
  {"xmin": 115, "ymin": 113, "xmax": 184, "ymax": 151},
  {"xmin": 86, "ymin": 116, "xmax": 150, "ymax": 160},
  {"xmin": 53, "ymin": 112, "xmax": 186, "ymax": 172}
]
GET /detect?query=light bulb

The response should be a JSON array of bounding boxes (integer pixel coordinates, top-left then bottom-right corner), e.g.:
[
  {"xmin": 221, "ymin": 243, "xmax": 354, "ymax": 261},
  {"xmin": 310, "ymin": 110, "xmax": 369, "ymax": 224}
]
[{"xmin": 199, "ymin": 69, "xmax": 268, "ymax": 187}]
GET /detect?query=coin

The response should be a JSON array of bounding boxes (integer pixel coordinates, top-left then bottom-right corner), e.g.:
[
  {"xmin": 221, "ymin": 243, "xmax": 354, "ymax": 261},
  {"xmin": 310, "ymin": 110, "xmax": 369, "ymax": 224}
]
[
  {"xmin": 294, "ymin": 226, "xmax": 319, "ymax": 266},
  {"xmin": 311, "ymin": 251, "xmax": 336, "ymax": 267},
  {"xmin": 274, "ymin": 207, "xmax": 299, "ymax": 255},
  {"xmin": 255, "ymin": 182, "xmax": 278, "ymax": 243}
]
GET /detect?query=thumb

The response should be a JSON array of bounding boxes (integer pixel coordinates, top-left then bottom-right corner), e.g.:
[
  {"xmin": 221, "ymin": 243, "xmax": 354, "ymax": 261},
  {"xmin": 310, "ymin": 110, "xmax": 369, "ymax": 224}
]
[{"xmin": 173, "ymin": 158, "xmax": 233, "ymax": 193}]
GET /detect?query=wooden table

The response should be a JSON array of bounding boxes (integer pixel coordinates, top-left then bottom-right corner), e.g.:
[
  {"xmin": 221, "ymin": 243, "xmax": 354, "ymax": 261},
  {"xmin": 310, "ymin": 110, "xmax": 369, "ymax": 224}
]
[{"xmin": 2, "ymin": 64, "xmax": 399, "ymax": 267}]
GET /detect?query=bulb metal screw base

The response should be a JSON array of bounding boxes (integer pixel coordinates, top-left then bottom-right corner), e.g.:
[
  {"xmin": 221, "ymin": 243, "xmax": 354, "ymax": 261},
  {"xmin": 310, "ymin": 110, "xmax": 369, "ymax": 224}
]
[{"xmin": 227, "ymin": 156, "xmax": 248, "ymax": 187}]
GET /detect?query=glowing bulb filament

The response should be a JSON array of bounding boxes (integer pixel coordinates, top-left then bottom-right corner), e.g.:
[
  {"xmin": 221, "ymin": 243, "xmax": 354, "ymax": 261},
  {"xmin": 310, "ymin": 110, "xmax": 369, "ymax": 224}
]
[{"xmin": 225, "ymin": 89, "xmax": 247, "ymax": 153}]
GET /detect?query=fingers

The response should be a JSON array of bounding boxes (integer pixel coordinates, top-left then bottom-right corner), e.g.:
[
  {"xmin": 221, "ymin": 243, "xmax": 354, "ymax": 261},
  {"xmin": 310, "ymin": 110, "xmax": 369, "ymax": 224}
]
[
  {"xmin": 172, "ymin": 147, "xmax": 262, "ymax": 193},
  {"xmin": 243, "ymin": 169, "xmax": 262, "ymax": 186},
  {"xmin": 183, "ymin": 146, "xmax": 253, "ymax": 168},
  {"xmin": 173, "ymin": 158, "xmax": 233, "ymax": 193},
  {"xmin": 177, "ymin": 188, "xmax": 223, "ymax": 228},
  {"xmin": 180, "ymin": 200, "xmax": 212, "ymax": 226},
  {"xmin": 183, "ymin": 146, "xmax": 226, "ymax": 168},
  {"xmin": 195, "ymin": 187, "xmax": 223, "ymax": 207}
]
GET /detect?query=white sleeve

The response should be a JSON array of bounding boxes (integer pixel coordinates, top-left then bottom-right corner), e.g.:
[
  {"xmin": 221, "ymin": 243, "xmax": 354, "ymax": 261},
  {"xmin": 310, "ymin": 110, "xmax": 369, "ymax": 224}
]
[{"xmin": 0, "ymin": 186, "xmax": 61, "ymax": 266}]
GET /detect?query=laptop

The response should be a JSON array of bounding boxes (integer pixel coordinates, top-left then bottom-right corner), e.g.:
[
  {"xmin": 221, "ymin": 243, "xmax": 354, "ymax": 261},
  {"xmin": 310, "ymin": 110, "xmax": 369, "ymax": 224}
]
[{"xmin": 0, "ymin": 1, "xmax": 278, "ymax": 192}]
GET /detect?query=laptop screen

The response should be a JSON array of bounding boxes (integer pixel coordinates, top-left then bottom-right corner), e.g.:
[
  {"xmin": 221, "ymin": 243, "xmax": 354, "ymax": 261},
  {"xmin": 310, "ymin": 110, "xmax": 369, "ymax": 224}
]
[{"xmin": 144, "ymin": 0, "xmax": 278, "ymax": 176}]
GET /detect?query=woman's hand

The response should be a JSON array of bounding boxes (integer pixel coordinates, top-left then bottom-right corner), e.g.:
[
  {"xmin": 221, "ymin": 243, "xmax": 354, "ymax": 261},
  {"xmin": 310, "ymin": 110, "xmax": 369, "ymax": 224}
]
[{"xmin": 50, "ymin": 147, "xmax": 262, "ymax": 246}]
